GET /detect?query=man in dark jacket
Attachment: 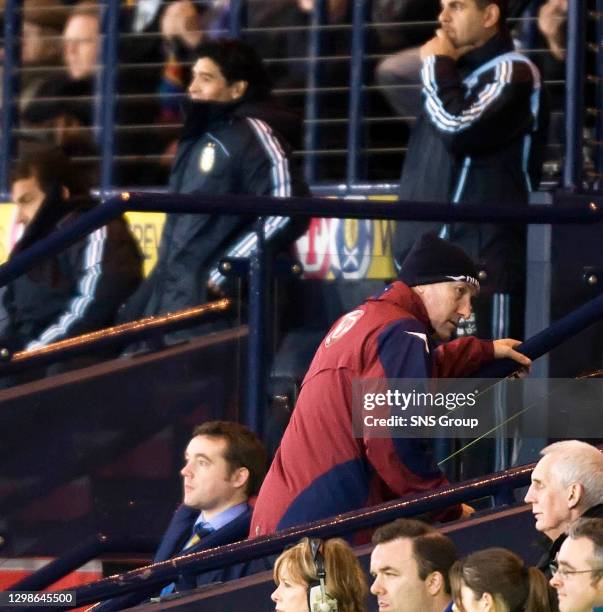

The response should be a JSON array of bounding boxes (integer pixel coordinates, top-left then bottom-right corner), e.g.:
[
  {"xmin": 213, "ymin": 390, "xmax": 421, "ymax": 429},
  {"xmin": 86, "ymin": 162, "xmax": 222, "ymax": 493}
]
[
  {"xmin": 395, "ymin": 0, "xmax": 545, "ymax": 337},
  {"xmin": 0, "ymin": 148, "xmax": 142, "ymax": 355},
  {"xmin": 524, "ymin": 440, "xmax": 603, "ymax": 578},
  {"xmin": 122, "ymin": 38, "xmax": 309, "ymax": 327},
  {"xmin": 92, "ymin": 421, "xmax": 268, "ymax": 610}
]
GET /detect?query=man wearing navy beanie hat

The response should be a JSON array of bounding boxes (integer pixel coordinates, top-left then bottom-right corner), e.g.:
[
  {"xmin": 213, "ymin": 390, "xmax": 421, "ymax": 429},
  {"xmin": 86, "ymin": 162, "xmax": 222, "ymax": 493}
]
[
  {"xmin": 397, "ymin": 231, "xmax": 480, "ymax": 290},
  {"xmin": 396, "ymin": 232, "xmax": 481, "ymax": 341},
  {"xmin": 251, "ymin": 233, "xmax": 531, "ymax": 538}
]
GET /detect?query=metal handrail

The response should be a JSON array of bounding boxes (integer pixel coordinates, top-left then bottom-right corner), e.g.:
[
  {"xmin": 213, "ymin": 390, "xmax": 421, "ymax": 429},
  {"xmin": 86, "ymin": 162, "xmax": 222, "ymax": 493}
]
[
  {"xmin": 57, "ymin": 463, "xmax": 534, "ymax": 606},
  {"xmin": 565, "ymin": 0, "xmax": 587, "ymax": 190},
  {"xmin": 0, "ymin": 191, "xmax": 599, "ymax": 291},
  {"xmin": 10, "ymin": 534, "xmax": 158, "ymax": 592},
  {"xmin": 0, "ymin": 190, "xmax": 600, "ymax": 428},
  {"xmin": 0, "ymin": 299, "xmax": 232, "ymax": 375},
  {"xmin": 474, "ymin": 279, "xmax": 603, "ymax": 378}
]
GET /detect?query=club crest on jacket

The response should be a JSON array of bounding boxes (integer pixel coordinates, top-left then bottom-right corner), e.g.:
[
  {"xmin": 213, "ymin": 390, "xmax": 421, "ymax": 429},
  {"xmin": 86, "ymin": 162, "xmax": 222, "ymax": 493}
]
[
  {"xmin": 325, "ymin": 309, "xmax": 365, "ymax": 347},
  {"xmin": 199, "ymin": 143, "xmax": 216, "ymax": 173}
]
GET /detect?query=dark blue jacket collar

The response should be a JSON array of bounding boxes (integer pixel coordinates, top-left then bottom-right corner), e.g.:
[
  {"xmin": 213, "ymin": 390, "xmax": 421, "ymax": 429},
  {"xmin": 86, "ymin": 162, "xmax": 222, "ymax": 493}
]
[{"xmin": 458, "ymin": 31, "xmax": 514, "ymax": 74}]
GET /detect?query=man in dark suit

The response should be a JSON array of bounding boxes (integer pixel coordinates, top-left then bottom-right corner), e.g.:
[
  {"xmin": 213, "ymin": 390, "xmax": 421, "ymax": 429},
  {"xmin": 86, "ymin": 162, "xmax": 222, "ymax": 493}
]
[
  {"xmin": 94, "ymin": 420, "xmax": 267, "ymax": 610},
  {"xmin": 155, "ymin": 420, "xmax": 267, "ymax": 583}
]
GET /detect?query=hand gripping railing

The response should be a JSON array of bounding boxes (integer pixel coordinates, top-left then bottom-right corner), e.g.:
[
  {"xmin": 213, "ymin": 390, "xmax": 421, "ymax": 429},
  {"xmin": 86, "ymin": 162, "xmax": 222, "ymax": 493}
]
[
  {"xmin": 0, "ymin": 190, "xmax": 600, "ymax": 431},
  {"xmin": 473, "ymin": 279, "xmax": 603, "ymax": 378},
  {"xmin": 2, "ymin": 191, "xmax": 598, "ymax": 290},
  {"xmin": 51, "ymin": 462, "xmax": 534, "ymax": 607},
  {"xmin": 10, "ymin": 534, "xmax": 159, "ymax": 592}
]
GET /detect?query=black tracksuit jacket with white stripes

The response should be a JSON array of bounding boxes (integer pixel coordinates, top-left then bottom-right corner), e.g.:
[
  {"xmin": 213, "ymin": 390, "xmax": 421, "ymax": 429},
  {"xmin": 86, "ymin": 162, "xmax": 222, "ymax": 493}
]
[
  {"xmin": 397, "ymin": 32, "xmax": 546, "ymax": 295},
  {"xmin": 0, "ymin": 192, "xmax": 143, "ymax": 352},
  {"xmin": 135, "ymin": 97, "xmax": 309, "ymax": 319}
]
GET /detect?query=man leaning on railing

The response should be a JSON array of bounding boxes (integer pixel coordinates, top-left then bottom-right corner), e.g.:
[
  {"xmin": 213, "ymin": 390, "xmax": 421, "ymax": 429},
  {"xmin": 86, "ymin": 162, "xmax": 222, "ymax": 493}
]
[{"xmin": 250, "ymin": 233, "xmax": 530, "ymax": 538}]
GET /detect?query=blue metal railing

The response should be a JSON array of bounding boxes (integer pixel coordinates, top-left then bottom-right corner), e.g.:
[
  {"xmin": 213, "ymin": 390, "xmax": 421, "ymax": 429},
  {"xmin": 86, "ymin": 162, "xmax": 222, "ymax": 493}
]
[
  {"xmin": 44, "ymin": 462, "xmax": 535, "ymax": 606},
  {"xmin": 10, "ymin": 534, "xmax": 158, "ymax": 592},
  {"xmin": 304, "ymin": 0, "xmax": 328, "ymax": 184},
  {"xmin": 473, "ymin": 283, "xmax": 603, "ymax": 378},
  {"xmin": 0, "ymin": 191, "xmax": 600, "ymax": 430},
  {"xmin": 0, "ymin": 0, "xmax": 21, "ymax": 197},
  {"xmin": 596, "ymin": 1, "xmax": 603, "ymax": 185},
  {"xmin": 229, "ymin": 0, "xmax": 246, "ymax": 39},
  {"xmin": 346, "ymin": 0, "xmax": 370, "ymax": 186},
  {"xmin": 0, "ymin": 191, "xmax": 598, "ymax": 291},
  {"xmin": 564, "ymin": 0, "xmax": 586, "ymax": 190},
  {"xmin": 98, "ymin": 0, "xmax": 120, "ymax": 192},
  {"xmin": 246, "ymin": 217, "xmax": 267, "ymax": 435}
]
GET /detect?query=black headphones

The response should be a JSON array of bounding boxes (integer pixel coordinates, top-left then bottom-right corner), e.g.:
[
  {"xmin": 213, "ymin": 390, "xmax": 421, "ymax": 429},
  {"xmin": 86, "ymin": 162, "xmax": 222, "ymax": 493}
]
[{"xmin": 308, "ymin": 539, "xmax": 339, "ymax": 612}]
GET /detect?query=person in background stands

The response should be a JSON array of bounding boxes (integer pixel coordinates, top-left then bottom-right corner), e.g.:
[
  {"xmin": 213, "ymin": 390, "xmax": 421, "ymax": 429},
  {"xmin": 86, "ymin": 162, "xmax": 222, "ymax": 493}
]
[
  {"xmin": 0, "ymin": 147, "xmax": 141, "ymax": 360},
  {"xmin": 120, "ymin": 37, "xmax": 309, "ymax": 335},
  {"xmin": 395, "ymin": 0, "xmax": 547, "ymax": 339}
]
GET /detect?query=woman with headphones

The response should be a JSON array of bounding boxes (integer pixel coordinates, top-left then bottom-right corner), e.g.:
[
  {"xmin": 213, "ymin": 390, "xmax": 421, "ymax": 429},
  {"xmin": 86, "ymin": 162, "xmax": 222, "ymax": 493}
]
[
  {"xmin": 271, "ymin": 537, "xmax": 367, "ymax": 612},
  {"xmin": 450, "ymin": 548, "xmax": 551, "ymax": 612}
]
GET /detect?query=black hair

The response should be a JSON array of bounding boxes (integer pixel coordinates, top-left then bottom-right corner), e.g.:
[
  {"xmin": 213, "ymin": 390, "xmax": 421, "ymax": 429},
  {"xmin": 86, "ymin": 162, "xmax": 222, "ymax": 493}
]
[
  {"xmin": 193, "ymin": 38, "xmax": 272, "ymax": 101},
  {"xmin": 474, "ymin": 0, "xmax": 508, "ymax": 29},
  {"xmin": 372, "ymin": 518, "xmax": 459, "ymax": 594},
  {"xmin": 11, "ymin": 147, "xmax": 70, "ymax": 193},
  {"xmin": 192, "ymin": 420, "xmax": 268, "ymax": 497}
]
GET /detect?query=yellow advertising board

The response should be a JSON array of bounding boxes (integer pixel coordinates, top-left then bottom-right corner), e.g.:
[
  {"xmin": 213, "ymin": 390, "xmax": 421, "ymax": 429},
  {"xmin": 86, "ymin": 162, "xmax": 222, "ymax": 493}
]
[
  {"xmin": 0, "ymin": 204, "xmax": 167, "ymax": 277},
  {"xmin": 0, "ymin": 205, "xmax": 19, "ymax": 264},
  {"xmin": 123, "ymin": 211, "xmax": 166, "ymax": 277},
  {"xmin": 0, "ymin": 196, "xmax": 397, "ymax": 280}
]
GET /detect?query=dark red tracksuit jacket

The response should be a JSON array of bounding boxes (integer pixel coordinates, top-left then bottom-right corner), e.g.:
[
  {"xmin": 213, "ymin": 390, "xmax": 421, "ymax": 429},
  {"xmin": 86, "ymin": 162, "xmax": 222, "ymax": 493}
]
[{"xmin": 250, "ymin": 281, "xmax": 494, "ymax": 537}]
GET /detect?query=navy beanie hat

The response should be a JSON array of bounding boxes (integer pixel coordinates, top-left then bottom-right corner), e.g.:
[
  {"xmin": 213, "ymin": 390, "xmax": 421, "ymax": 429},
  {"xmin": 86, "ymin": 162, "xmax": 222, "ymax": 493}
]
[{"xmin": 397, "ymin": 232, "xmax": 480, "ymax": 290}]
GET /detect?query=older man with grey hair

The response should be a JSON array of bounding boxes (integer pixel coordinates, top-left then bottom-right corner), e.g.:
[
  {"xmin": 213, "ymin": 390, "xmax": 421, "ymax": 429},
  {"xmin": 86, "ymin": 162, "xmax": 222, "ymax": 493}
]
[{"xmin": 524, "ymin": 440, "xmax": 603, "ymax": 576}]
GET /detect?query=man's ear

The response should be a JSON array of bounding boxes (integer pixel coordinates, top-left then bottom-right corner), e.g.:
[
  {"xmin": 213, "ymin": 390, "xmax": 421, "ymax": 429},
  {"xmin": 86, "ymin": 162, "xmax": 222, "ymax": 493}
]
[
  {"xmin": 483, "ymin": 3, "xmax": 500, "ymax": 29},
  {"xmin": 425, "ymin": 571, "xmax": 445, "ymax": 596},
  {"xmin": 230, "ymin": 466, "xmax": 250, "ymax": 491},
  {"xmin": 567, "ymin": 482, "xmax": 583, "ymax": 510},
  {"xmin": 61, "ymin": 186, "xmax": 70, "ymax": 201},
  {"xmin": 230, "ymin": 79, "xmax": 248, "ymax": 100}
]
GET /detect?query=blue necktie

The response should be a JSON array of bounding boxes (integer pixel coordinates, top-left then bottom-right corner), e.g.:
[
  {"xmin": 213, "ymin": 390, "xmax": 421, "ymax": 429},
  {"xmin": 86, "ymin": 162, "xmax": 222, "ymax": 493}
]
[{"xmin": 160, "ymin": 523, "xmax": 214, "ymax": 597}]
